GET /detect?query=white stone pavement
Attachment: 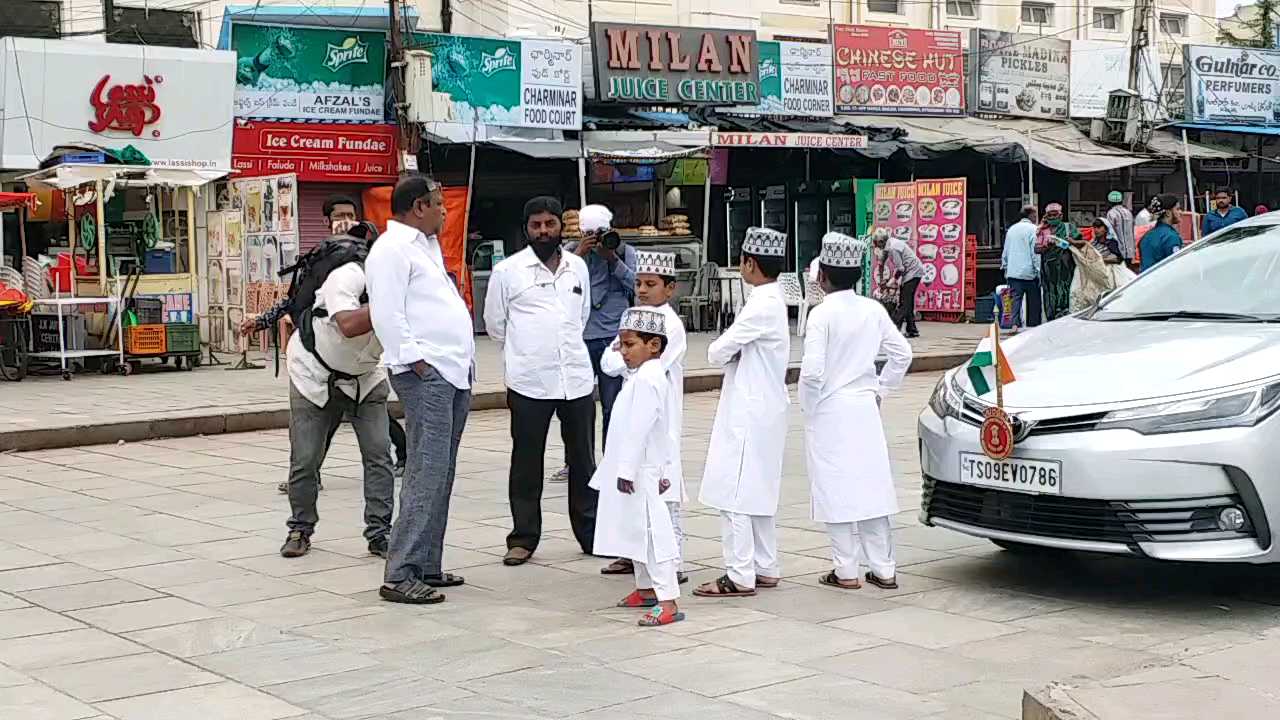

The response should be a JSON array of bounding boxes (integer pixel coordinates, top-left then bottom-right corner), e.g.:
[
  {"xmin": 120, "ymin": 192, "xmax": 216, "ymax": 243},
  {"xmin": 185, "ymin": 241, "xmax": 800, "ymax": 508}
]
[{"xmin": 1, "ymin": 374, "xmax": 1280, "ymax": 720}]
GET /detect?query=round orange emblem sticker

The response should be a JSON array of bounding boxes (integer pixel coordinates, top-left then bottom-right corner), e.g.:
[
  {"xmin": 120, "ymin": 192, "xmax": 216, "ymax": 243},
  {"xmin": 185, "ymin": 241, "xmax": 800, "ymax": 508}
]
[{"xmin": 980, "ymin": 406, "xmax": 1014, "ymax": 460}]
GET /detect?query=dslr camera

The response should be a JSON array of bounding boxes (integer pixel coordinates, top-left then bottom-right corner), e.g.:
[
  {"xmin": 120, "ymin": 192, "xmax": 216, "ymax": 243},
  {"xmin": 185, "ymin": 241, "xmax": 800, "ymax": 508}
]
[{"xmin": 599, "ymin": 228, "xmax": 622, "ymax": 250}]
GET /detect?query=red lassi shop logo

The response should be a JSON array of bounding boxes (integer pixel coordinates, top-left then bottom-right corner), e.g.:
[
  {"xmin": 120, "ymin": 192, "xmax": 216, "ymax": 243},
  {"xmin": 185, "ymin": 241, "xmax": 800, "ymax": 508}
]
[{"xmin": 88, "ymin": 74, "xmax": 163, "ymax": 138}]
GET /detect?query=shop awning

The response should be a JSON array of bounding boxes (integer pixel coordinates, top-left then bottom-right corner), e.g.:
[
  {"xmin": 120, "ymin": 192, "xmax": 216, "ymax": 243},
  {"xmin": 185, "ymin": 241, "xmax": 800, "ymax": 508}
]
[
  {"xmin": 1145, "ymin": 129, "xmax": 1246, "ymax": 160},
  {"xmin": 585, "ymin": 140, "xmax": 706, "ymax": 161},
  {"xmin": 833, "ymin": 115, "xmax": 1147, "ymax": 173},
  {"xmin": 19, "ymin": 164, "xmax": 229, "ymax": 190},
  {"xmin": 489, "ymin": 139, "xmax": 582, "ymax": 160},
  {"xmin": 1168, "ymin": 122, "xmax": 1280, "ymax": 137},
  {"xmin": 0, "ymin": 193, "xmax": 37, "ymax": 212}
]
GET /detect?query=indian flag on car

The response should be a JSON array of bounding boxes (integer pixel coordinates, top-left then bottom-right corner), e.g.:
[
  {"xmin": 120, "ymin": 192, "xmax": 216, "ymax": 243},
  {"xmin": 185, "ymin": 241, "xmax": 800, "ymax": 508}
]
[{"xmin": 967, "ymin": 324, "xmax": 1016, "ymax": 398}]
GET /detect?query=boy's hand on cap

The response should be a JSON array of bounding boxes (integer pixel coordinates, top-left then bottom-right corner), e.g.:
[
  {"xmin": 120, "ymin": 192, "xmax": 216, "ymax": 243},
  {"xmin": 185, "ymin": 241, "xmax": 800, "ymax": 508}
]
[
  {"xmin": 659, "ymin": 479, "xmax": 670, "ymax": 494},
  {"xmin": 617, "ymin": 479, "xmax": 635, "ymax": 494}
]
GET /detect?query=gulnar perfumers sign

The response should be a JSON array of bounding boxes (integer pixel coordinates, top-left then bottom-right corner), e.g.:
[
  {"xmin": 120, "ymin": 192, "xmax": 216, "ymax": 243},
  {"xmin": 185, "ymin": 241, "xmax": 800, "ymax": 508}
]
[
  {"xmin": 593, "ymin": 23, "xmax": 759, "ymax": 105},
  {"xmin": 1184, "ymin": 45, "xmax": 1280, "ymax": 124}
]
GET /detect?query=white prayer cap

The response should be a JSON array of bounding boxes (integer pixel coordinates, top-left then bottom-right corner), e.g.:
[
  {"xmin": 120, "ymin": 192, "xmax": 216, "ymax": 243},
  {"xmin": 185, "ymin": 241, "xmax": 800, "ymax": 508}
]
[
  {"xmin": 579, "ymin": 204, "xmax": 613, "ymax": 233},
  {"xmin": 635, "ymin": 250, "xmax": 677, "ymax": 278},
  {"xmin": 742, "ymin": 226, "xmax": 787, "ymax": 257},
  {"xmin": 620, "ymin": 307, "xmax": 667, "ymax": 337},
  {"xmin": 819, "ymin": 232, "xmax": 868, "ymax": 268}
]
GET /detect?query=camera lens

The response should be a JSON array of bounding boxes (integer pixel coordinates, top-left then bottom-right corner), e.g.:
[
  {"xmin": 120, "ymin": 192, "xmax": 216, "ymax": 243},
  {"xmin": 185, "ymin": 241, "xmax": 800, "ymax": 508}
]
[{"xmin": 602, "ymin": 231, "xmax": 621, "ymax": 250}]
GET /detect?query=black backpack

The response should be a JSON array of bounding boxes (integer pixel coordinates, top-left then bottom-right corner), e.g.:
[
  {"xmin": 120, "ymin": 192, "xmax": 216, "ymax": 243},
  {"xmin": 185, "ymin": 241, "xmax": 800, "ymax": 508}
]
[{"xmin": 277, "ymin": 236, "xmax": 368, "ymax": 381}]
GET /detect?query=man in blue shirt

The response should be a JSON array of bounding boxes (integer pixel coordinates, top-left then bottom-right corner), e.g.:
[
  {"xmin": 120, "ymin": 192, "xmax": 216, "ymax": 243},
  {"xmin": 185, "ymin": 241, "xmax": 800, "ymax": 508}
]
[
  {"xmin": 1001, "ymin": 205, "xmax": 1043, "ymax": 329},
  {"xmin": 1202, "ymin": 189, "xmax": 1248, "ymax": 236},
  {"xmin": 568, "ymin": 204, "xmax": 636, "ymax": 452}
]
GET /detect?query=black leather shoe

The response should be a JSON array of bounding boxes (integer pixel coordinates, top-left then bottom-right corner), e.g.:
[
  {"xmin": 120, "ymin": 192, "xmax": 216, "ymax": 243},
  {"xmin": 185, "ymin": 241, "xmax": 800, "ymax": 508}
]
[
  {"xmin": 368, "ymin": 536, "xmax": 388, "ymax": 558},
  {"xmin": 280, "ymin": 530, "xmax": 310, "ymax": 558}
]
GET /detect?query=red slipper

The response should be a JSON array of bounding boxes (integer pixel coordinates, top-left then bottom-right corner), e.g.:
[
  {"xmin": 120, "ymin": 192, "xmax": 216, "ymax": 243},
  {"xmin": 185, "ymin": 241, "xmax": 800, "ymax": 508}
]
[
  {"xmin": 638, "ymin": 605, "xmax": 685, "ymax": 627},
  {"xmin": 617, "ymin": 590, "xmax": 658, "ymax": 608}
]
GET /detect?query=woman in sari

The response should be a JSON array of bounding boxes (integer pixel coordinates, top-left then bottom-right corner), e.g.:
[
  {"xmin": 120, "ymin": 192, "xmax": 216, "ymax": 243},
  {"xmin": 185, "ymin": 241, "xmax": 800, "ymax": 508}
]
[
  {"xmin": 1036, "ymin": 203, "xmax": 1079, "ymax": 321},
  {"xmin": 1068, "ymin": 217, "xmax": 1136, "ymax": 312}
]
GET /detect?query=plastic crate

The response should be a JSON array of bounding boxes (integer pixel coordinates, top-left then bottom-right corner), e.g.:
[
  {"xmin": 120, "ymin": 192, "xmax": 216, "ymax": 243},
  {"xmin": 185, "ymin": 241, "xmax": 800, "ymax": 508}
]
[
  {"xmin": 144, "ymin": 250, "xmax": 175, "ymax": 274},
  {"xmin": 126, "ymin": 324, "xmax": 167, "ymax": 355},
  {"xmin": 164, "ymin": 323, "xmax": 200, "ymax": 353},
  {"xmin": 131, "ymin": 297, "xmax": 164, "ymax": 325}
]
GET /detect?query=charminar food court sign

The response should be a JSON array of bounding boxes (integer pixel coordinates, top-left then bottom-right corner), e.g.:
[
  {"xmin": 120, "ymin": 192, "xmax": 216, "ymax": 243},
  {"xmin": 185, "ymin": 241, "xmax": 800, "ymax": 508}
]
[{"xmin": 592, "ymin": 23, "xmax": 759, "ymax": 105}]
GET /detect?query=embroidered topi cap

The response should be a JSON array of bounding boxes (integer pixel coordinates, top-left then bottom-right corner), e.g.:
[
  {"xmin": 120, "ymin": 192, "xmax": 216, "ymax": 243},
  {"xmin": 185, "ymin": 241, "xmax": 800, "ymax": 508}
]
[
  {"xmin": 620, "ymin": 307, "xmax": 666, "ymax": 337},
  {"xmin": 819, "ymin": 232, "xmax": 868, "ymax": 268},
  {"xmin": 742, "ymin": 226, "xmax": 787, "ymax": 257},
  {"xmin": 635, "ymin": 250, "xmax": 677, "ymax": 278}
]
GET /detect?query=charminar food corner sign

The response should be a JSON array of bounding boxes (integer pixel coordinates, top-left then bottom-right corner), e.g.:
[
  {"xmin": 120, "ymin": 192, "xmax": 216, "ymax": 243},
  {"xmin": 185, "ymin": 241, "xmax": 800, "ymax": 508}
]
[{"xmin": 592, "ymin": 23, "xmax": 759, "ymax": 105}]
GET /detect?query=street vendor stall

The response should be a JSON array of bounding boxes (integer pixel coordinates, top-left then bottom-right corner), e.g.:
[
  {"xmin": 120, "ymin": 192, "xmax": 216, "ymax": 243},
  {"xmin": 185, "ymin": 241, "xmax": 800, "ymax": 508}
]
[
  {"xmin": 19, "ymin": 164, "xmax": 227, "ymax": 376},
  {"xmin": 0, "ymin": 192, "xmax": 37, "ymax": 380}
]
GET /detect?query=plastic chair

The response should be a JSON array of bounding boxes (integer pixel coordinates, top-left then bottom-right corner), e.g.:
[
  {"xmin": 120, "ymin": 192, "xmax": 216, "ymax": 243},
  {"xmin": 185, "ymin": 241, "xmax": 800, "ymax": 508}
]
[{"xmin": 679, "ymin": 261, "xmax": 717, "ymax": 331}]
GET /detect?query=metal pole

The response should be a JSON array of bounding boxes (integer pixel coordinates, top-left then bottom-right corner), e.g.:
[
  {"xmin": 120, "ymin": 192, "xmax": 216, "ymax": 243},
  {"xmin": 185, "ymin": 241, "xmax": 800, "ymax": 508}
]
[
  {"xmin": 95, "ymin": 180, "xmax": 107, "ymax": 293},
  {"xmin": 1026, "ymin": 130, "xmax": 1035, "ymax": 205},
  {"xmin": 186, "ymin": 187, "xmax": 197, "ymax": 280},
  {"xmin": 703, "ymin": 128, "xmax": 713, "ymax": 266},
  {"xmin": 1183, "ymin": 129, "xmax": 1199, "ymax": 241}
]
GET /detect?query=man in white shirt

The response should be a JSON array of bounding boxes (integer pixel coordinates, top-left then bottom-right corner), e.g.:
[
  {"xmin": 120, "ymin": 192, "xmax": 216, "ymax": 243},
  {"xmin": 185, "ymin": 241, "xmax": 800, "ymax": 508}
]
[
  {"xmin": 484, "ymin": 196, "xmax": 597, "ymax": 566},
  {"xmin": 275, "ymin": 235, "xmax": 394, "ymax": 561},
  {"xmin": 366, "ymin": 175, "xmax": 476, "ymax": 606}
]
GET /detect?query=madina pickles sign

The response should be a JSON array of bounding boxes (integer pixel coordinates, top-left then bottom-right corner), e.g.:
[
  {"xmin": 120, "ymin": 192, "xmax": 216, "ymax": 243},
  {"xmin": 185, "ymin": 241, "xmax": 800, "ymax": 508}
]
[{"xmin": 231, "ymin": 23, "xmax": 387, "ymax": 122}]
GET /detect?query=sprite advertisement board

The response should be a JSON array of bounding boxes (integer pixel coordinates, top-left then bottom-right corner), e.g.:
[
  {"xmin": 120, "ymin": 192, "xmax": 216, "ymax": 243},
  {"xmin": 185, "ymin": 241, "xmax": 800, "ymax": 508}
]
[
  {"xmin": 231, "ymin": 23, "xmax": 387, "ymax": 122},
  {"xmin": 410, "ymin": 33, "xmax": 582, "ymax": 130}
]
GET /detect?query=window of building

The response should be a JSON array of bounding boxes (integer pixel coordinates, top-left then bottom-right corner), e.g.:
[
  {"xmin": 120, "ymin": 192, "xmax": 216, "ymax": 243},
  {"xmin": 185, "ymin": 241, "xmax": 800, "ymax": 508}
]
[
  {"xmin": 1159, "ymin": 13, "xmax": 1188, "ymax": 36},
  {"xmin": 109, "ymin": 5, "xmax": 200, "ymax": 48},
  {"xmin": 868, "ymin": 0, "xmax": 904, "ymax": 14},
  {"xmin": 947, "ymin": 0, "xmax": 979, "ymax": 18},
  {"xmin": 1021, "ymin": 2, "xmax": 1054, "ymax": 25},
  {"xmin": 1, "ymin": 0, "xmax": 61, "ymax": 39},
  {"xmin": 1092, "ymin": 8, "xmax": 1121, "ymax": 31}
]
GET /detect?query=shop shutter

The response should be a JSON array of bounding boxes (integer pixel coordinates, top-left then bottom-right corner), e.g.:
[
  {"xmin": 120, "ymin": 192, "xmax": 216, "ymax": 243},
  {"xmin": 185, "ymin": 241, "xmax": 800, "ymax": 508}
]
[{"xmin": 298, "ymin": 182, "xmax": 365, "ymax": 252}]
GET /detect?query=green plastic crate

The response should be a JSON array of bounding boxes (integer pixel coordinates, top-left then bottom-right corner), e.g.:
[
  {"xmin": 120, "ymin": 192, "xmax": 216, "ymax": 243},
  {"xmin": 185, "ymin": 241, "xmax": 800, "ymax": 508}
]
[{"xmin": 164, "ymin": 323, "xmax": 200, "ymax": 353}]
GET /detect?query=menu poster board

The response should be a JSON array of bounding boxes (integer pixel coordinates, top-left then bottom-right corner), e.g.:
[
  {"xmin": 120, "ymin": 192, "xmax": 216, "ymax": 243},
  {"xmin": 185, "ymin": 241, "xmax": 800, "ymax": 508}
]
[
  {"xmin": 215, "ymin": 173, "xmax": 297, "ymax": 352},
  {"xmin": 832, "ymin": 25, "xmax": 964, "ymax": 116},
  {"xmin": 278, "ymin": 176, "xmax": 296, "ymax": 232},
  {"xmin": 914, "ymin": 178, "xmax": 967, "ymax": 312},
  {"xmin": 871, "ymin": 182, "xmax": 916, "ymax": 297},
  {"xmin": 971, "ymin": 30, "xmax": 1069, "ymax": 120}
]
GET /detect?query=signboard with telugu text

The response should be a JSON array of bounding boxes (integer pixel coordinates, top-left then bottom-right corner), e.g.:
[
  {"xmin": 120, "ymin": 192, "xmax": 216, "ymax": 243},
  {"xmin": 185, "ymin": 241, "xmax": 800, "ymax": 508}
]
[
  {"xmin": 592, "ymin": 22, "xmax": 759, "ymax": 106},
  {"xmin": 1183, "ymin": 44, "xmax": 1280, "ymax": 125},
  {"xmin": 970, "ymin": 29, "xmax": 1069, "ymax": 120},
  {"xmin": 231, "ymin": 121, "xmax": 398, "ymax": 182},
  {"xmin": 728, "ymin": 40, "xmax": 833, "ymax": 117}
]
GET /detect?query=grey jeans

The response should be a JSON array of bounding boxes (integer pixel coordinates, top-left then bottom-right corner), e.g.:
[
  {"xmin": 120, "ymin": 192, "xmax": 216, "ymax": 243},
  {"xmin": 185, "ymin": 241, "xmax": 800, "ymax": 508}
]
[
  {"xmin": 385, "ymin": 366, "xmax": 470, "ymax": 584},
  {"xmin": 286, "ymin": 380, "xmax": 395, "ymax": 542}
]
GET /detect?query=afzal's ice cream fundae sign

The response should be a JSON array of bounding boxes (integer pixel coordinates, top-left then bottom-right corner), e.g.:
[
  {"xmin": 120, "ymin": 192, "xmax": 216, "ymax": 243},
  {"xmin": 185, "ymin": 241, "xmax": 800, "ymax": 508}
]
[
  {"xmin": 230, "ymin": 23, "xmax": 387, "ymax": 121},
  {"xmin": 592, "ymin": 23, "xmax": 759, "ymax": 105}
]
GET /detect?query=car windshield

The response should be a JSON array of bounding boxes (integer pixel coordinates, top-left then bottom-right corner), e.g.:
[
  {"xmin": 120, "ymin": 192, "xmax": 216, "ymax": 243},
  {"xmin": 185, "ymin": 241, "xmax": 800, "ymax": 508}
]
[{"xmin": 1090, "ymin": 222, "xmax": 1280, "ymax": 321}]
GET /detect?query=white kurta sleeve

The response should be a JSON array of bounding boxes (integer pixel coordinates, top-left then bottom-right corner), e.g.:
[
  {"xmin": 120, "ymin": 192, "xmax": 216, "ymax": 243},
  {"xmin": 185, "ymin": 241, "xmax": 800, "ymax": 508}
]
[
  {"xmin": 708, "ymin": 294, "xmax": 770, "ymax": 367},
  {"xmin": 661, "ymin": 310, "xmax": 687, "ymax": 376},
  {"xmin": 798, "ymin": 308, "xmax": 828, "ymax": 415},
  {"xmin": 599, "ymin": 335, "xmax": 625, "ymax": 377},
  {"xmin": 611, "ymin": 376, "xmax": 662, "ymax": 484},
  {"xmin": 483, "ymin": 265, "xmax": 509, "ymax": 345},
  {"xmin": 876, "ymin": 306, "xmax": 913, "ymax": 400}
]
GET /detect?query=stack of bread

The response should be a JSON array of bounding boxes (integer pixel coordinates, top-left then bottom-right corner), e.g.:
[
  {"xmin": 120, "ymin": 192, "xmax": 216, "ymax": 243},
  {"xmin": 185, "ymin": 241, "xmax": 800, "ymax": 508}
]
[
  {"xmin": 562, "ymin": 209, "xmax": 581, "ymax": 239},
  {"xmin": 659, "ymin": 213, "xmax": 691, "ymax": 235},
  {"xmin": 637, "ymin": 225, "xmax": 660, "ymax": 237}
]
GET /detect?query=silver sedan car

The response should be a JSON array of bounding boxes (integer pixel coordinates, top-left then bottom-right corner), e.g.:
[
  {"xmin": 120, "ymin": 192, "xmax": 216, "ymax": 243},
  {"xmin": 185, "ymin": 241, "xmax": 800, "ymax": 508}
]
[{"xmin": 919, "ymin": 213, "xmax": 1280, "ymax": 562}]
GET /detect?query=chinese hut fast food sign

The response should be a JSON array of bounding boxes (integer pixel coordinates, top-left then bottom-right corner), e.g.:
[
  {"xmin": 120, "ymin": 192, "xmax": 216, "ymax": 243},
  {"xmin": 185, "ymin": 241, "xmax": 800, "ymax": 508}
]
[
  {"xmin": 830, "ymin": 25, "xmax": 964, "ymax": 116},
  {"xmin": 592, "ymin": 23, "xmax": 759, "ymax": 105}
]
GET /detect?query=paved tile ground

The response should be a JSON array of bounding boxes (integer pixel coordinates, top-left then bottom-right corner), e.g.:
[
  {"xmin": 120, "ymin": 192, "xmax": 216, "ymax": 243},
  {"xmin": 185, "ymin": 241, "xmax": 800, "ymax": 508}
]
[
  {"xmin": 3, "ymin": 372, "xmax": 1280, "ymax": 719},
  {"xmin": 0, "ymin": 323, "xmax": 985, "ymax": 435}
]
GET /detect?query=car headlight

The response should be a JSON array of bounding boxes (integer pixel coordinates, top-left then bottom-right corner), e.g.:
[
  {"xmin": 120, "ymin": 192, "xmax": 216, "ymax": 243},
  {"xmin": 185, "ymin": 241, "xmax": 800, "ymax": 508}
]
[
  {"xmin": 1097, "ymin": 381, "xmax": 1280, "ymax": 435},
  {"xmin": 928, "ymin": 371, "xmax": 961, "ymax": 420}
]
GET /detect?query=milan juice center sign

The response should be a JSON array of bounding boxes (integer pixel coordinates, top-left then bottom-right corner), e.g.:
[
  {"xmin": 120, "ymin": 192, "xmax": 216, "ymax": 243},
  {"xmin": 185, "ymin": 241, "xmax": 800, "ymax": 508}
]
[{"xmin": 592, "ymin": 23, "xmax": 759, "ymax": 105}]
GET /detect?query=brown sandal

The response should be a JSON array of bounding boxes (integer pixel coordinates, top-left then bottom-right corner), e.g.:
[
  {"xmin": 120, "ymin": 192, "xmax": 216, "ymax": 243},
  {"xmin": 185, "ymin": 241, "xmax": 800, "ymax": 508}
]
[
  {"xmin": 864, "ymin": 572, "xmax": 898, "ymax": 590},
  {"xmin": 818, "ymin": 571, "xmax": 862, "ymax": 590},
  {"xmin": 693, "ymin": 574, "xmax": 756, "ymax": 598},
  {"xmin": 600, "ymin": 558, "xmax": 634, "ymax": 575}
]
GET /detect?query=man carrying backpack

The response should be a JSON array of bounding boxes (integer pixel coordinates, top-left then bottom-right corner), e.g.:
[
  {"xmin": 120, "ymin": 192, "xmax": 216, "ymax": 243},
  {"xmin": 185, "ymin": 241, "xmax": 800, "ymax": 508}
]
[{"xmin": 243, "ymin": 220, "xmax": 396, "ymax": 560}]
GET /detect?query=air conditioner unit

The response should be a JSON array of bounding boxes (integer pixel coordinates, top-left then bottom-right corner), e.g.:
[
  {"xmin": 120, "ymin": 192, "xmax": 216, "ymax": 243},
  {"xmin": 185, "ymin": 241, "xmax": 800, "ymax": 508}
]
[{"xmin": 404, "ymin": 50, "xmax": 454, "ymax": 124}]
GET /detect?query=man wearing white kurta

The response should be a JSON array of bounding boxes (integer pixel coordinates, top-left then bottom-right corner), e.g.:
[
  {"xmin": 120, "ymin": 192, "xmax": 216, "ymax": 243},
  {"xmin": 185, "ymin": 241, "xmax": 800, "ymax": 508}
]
[
  {"xmin": 801, "ymin": 232, "xmax": 913, "ymax": 590},
  {"xmin": 591, "ymin": 308, "xmax": 683, "ymax": 626},
  {"xmin": 599, "ymin": 251, "xmax": 688, "ymax": 580},
  {"xmin": 695, "ymin": 227, "xmax": 791, "ymax": 598}
]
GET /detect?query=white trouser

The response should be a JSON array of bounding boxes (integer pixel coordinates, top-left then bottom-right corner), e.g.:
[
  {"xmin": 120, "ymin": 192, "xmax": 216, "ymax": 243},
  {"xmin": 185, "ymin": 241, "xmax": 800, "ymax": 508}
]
[
  {"xmin": 635, "ymin": 552, "xmax": 680, "ymax": 602},
  {"xmin": 667, "ymin": 501, "xmax": 684, "ymax": 565},
  {"xmin": 720, "ymin": 511, "xmax": 779, "ymax": 589},
  {"xmin": 827, "ymin": 516, "xmax": 895, "ymax": 582}
]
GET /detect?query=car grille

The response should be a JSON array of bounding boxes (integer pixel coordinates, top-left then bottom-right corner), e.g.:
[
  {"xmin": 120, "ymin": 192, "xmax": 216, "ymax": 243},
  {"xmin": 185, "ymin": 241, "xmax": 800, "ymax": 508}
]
[
  {"xmin": 923, "ymin": 477, "xmax": 1256, "ymax": 546},
  {"xmin": 958, "ymin": 398, "xmax": 1104, "ymax": 437}
]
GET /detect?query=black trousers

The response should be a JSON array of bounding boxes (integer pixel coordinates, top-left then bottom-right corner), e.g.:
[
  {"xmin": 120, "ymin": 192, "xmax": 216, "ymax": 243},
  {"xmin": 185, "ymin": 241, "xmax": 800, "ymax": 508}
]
[
  {"xmin": 896, "ymin": 277, "xmax": 921, "ymax": 335},
  {"xmin": 506, "ymin": 390, "xmax": 598, "ymax": 554}
]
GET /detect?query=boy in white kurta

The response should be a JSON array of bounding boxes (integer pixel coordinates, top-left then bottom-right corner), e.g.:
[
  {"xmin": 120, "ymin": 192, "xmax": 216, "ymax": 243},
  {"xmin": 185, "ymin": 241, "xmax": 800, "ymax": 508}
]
[
  {"xmin": 591, "ymin": 308, "xmax": 684, "ymax": 626},
  {"xmin": 598, "ymin": 251, "xmax": 688, "ymax": 582},
  {"xmin": 800, "ymin": 233, "xmax": 913, "ymax": 590},
  {"xmin": 695, "ymin": 227, "xmax": 791, "ymax": 598}
]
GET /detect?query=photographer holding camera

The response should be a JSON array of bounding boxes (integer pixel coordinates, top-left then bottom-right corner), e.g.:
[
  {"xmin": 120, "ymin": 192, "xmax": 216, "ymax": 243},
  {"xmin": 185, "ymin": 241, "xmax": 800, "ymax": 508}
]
[{"xmin": 566, "ymin": 204, "xmax": 637, "ymax": 455}]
